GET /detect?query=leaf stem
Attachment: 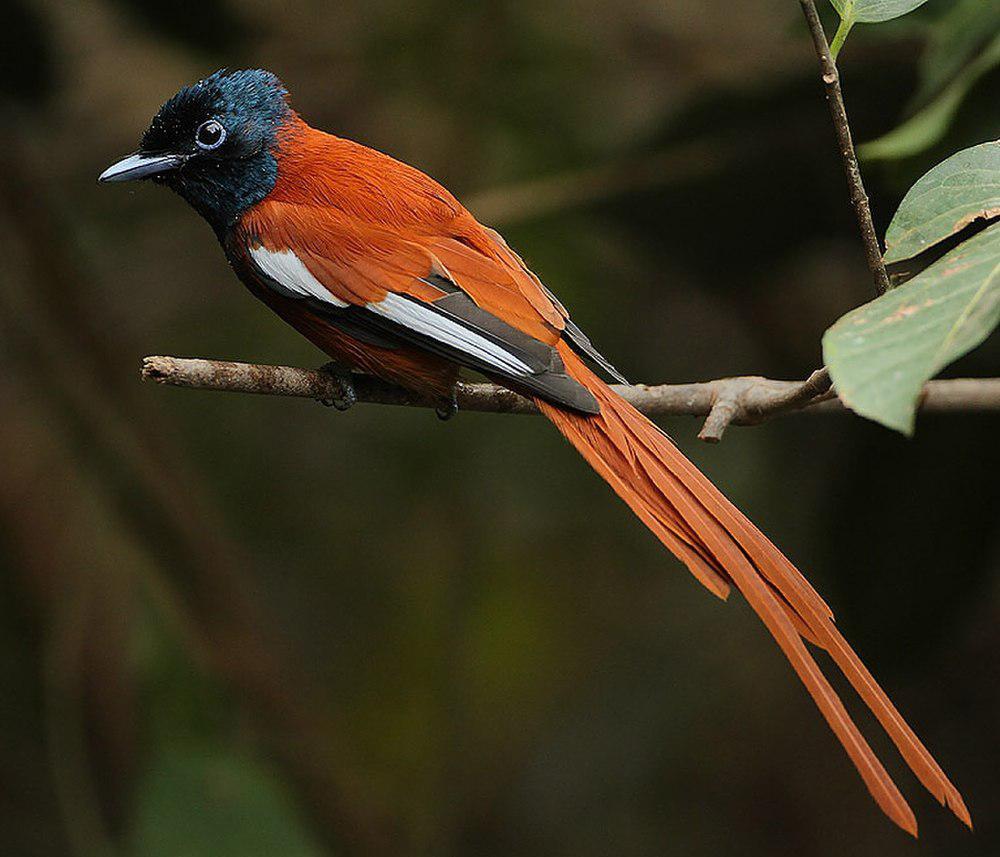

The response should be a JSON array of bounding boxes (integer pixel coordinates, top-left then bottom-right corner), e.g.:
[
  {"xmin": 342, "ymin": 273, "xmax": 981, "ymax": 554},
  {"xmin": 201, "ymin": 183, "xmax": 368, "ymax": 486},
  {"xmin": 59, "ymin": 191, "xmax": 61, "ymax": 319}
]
[{"xmin": 829, "ymin": 16, "xmax": 854, "ymax": 60}]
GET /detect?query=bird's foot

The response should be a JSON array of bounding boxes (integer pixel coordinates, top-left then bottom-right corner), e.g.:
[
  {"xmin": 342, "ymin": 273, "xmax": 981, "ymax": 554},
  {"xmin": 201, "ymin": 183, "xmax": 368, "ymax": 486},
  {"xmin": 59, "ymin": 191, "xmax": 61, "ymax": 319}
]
[
  {"xmin": 435, "ymin": 388, "xmax": 458, "ymax": 421},
  {"xmin": 317, "ymin": 362, "xmax": 357, "ymax": 411}
]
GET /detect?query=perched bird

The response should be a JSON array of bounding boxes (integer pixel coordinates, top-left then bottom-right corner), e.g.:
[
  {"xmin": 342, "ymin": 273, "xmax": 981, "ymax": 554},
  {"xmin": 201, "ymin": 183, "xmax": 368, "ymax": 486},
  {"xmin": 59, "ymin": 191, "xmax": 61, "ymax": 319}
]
[{"xmin": 101, "ymin": 69, "xmax": 969, "ymax": 835}]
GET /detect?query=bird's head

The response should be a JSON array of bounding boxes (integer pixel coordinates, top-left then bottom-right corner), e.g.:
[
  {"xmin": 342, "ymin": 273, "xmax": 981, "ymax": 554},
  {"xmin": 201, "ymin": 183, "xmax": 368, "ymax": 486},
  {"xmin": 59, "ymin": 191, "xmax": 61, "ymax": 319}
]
[{"xmin": 100, "ymin": 69, "xmax": 295, "ymax": 234}]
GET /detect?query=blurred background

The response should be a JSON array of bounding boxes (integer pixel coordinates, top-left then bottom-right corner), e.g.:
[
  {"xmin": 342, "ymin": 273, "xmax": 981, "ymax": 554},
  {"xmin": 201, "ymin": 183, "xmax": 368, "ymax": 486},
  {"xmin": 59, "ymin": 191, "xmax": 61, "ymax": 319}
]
[{"xmin": 0, "ymin": 1, "xmax": 997, "ymax": 855}]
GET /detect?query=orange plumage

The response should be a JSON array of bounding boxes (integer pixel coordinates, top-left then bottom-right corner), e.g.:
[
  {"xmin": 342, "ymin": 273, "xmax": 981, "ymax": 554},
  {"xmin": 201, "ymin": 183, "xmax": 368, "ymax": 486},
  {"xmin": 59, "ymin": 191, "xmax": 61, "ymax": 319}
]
[
  {"xmin": 228, "ymin": 116, "xmax": 975, "ymax": 834},
  {"xmin": 103, "ymin": 71, "xmax": 971, "ymax": 835}
]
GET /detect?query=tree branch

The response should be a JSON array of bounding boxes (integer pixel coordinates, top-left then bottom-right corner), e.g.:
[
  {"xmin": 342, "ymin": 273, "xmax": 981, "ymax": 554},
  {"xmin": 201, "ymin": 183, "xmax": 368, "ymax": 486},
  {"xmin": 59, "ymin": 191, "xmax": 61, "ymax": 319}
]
[
  {"xmin": 799, "ymin": 0, "xmax": 892, "ymax": 296},
  {"xmin": 141, "ymin": 356, "xmax": 1000, "ymax": 443},
  {"xmin": 695, "ymin": 367, "xmax": 832, "ymax": 442}
]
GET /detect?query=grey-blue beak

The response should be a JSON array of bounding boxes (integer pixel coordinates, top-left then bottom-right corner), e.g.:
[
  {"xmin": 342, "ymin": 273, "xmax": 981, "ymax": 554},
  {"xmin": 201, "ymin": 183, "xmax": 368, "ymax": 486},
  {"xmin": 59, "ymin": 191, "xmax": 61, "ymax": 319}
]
[{"xmin": 99, "ymin": 152, "xmax": 183, "ymax": 183}]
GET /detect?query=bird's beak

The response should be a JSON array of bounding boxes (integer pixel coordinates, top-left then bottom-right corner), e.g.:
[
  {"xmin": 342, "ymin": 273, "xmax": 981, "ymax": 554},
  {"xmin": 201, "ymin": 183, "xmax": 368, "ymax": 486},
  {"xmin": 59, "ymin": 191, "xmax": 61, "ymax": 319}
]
[{"xmin": 99, "ymin": 152, "xmax": 183, "ymax": 183}]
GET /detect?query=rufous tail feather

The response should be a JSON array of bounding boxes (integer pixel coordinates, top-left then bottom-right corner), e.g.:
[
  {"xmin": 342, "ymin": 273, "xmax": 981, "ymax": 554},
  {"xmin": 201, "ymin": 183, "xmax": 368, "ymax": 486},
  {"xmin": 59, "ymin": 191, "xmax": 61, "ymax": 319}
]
[{"xmin": 536, "ymin": 342, "xmax": 970, "ymax": 836}]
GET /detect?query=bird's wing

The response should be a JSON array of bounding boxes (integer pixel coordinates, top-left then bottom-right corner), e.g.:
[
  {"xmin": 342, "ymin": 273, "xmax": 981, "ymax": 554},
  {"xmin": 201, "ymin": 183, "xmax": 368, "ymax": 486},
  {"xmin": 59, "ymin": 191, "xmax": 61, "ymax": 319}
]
[
  {"xmin": 256, "ymin": 129, "xmax": 628, "ymax": 383},
  {"xmin": 425, "ymin": 223, "xmax": 629, "ymax": 384},
  {"xmin": 238, "ymin": 198, "xmax": 603, "ymax": 412}
]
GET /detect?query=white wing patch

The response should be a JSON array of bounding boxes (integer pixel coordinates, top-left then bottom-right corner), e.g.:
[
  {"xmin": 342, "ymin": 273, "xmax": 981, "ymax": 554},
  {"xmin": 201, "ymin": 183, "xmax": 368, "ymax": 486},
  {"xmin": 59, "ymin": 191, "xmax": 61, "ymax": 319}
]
[
  {"xmin": 249, "ymin": 246, "xmax": 349, "ymax": 308},
  {"xmin": 250, "ymin": 245, "xmax": 533, "ymax": 378},
  {"xmin": 368, "ymin": 293, "xmax": 534, "ymax": 377}
]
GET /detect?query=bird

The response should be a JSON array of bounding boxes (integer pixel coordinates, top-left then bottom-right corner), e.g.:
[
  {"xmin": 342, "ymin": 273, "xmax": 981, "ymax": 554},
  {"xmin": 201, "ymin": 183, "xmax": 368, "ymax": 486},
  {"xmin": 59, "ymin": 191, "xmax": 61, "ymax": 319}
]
[{"xmin": 101, "ymin": 69, "xmax": 970, "ymax": 835}]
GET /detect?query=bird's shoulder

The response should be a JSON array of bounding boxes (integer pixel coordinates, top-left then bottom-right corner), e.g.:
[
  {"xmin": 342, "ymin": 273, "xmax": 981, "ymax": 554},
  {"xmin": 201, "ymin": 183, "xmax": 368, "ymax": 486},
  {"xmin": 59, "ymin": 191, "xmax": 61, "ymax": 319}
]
[{"xmin": 269, "ymin": 124, "xmax": 465, "ymax": 232}]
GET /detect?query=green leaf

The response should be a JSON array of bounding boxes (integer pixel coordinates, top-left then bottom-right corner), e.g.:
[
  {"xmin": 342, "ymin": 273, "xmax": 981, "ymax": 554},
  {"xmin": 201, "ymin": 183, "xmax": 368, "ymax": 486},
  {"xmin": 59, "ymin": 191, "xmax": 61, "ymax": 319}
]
[
  {"xmin": 823, "ymin": 223, "xmax": 1000, "ymax": 434},
  {"xmin": 825, "ymin": 142, "xmax": 1000, "ymax": 434},
  {"xmin": 831, "ymin": 0, "xmax": 930, "ymax": 25},
  {"xmin": 860, "ymin": 34, "xmax": 1000, "ymax": 161},
  {"xmin": 131, "ymin": 747, "xmax": 326, "ymax": 857},
  {"xmin": 883, "ymin": 141, "xmax": 1000, "ymax": 265}
]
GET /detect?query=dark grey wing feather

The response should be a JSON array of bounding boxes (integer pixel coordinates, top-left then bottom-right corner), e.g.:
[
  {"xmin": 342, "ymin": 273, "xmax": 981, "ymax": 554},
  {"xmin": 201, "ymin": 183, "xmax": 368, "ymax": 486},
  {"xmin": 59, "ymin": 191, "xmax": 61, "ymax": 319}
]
[
  {"xmin": 420, "ymin": 290, "xmax": 600, "ymax": 413},
  {"xmin": 329, "ymin": 289, "xmax": 601, "ymax": 414},
  {"xmin": 534, "ymin": 282, "xmax": 628, "ymax": 383},
  {"xmin": 561, "ymin": 318, "xmax": 629, "ymax": 384}
]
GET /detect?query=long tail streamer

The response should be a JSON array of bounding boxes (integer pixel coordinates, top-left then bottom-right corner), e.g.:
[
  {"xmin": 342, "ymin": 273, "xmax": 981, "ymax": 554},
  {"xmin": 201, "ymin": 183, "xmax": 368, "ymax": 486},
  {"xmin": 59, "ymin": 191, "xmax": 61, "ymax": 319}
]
[{"xmin": 538, "ymin": 343, "xmax": 970, "ymax": 836}]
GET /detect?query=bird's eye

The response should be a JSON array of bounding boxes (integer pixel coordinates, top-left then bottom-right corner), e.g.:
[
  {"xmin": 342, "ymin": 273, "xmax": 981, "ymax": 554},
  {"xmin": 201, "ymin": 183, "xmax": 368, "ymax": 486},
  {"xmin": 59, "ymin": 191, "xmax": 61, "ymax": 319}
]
[{"xmin": 195, "ymin": 119, "xmax": 227, "ymax": 150}]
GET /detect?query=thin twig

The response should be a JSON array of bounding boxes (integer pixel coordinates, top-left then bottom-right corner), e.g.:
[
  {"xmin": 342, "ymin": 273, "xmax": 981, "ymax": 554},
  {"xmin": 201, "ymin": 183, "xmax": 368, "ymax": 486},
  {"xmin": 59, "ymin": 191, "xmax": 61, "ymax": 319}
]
[
  {"xmin": 141, "ymin": 357, "xmax": 1000, "ymax": 442},
  {"xmin": 799, "ymin": 0, "xmax": 892, "ymax": 296}
]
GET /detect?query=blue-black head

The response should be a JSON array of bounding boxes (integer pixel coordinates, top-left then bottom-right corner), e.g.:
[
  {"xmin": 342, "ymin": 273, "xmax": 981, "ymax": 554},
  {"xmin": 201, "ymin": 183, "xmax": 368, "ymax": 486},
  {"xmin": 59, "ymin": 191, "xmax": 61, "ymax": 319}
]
[{"xmin": 100, "ymin": 69, "xmax": 293, "ymax": 235}]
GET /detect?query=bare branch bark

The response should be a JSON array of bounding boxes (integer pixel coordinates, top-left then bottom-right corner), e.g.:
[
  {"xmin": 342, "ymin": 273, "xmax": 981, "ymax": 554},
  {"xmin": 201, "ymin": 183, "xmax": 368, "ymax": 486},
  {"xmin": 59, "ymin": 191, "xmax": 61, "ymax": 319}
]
[
  {"xmin": 141, "ymin": 356, "xmax": 1000, "ymax": 442},
  {"xmin": 799, "ymin": 0, "xmax": 892, "ymax": 296},
  {"xmin": 696, "ymin": 367, "xmax": 832, "ymax": 442}
]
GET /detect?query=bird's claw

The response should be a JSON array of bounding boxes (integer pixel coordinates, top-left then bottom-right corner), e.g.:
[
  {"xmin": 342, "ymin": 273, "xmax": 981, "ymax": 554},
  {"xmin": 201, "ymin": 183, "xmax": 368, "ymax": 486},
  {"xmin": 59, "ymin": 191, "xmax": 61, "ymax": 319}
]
[
  {"xmin": 435, "ymin": 389, "xmax": 458, "ymax": 421},
  {"xmin": 317, "ymin": 362, "xmax": 357, "ymax": 411}
]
